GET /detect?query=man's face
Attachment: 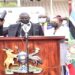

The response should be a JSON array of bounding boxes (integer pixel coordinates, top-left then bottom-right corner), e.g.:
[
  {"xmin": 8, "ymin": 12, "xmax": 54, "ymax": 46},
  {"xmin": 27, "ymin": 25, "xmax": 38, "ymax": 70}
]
[
  {"xmin": 0, "ymin": 19, "xmax": 4, "ymax": 26},
  {"xmin": 19, "ymin": 13, "xmax": 30, "ymax": 24},
  {"xmin": 51, "ymin": 17, "xmax": 63, "ymax": 28},
  {"xmin": 50, "ymin": 18, "xmax": 59, "ymax": 28}
]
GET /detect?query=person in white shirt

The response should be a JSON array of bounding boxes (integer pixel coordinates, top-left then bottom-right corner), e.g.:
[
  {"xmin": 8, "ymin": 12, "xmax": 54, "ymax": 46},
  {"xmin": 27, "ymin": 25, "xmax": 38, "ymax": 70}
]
[
  {"xmin": 44, "ymin": 15, "xmax": 70, "ymax": 75},
  {"xmin": 44, "ymin": 15, "xmax": 70, "ymax": 39}
]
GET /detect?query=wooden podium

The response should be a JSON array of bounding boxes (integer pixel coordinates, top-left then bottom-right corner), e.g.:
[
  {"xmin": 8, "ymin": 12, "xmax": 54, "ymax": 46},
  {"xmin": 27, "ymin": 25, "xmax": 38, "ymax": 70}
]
[{"xmin": 0, "ymin": 36, "xmax": 65, "ymax": 75}]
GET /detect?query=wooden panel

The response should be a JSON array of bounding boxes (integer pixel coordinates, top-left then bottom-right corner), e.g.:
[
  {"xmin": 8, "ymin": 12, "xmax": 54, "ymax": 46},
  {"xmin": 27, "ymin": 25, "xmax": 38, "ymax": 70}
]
[{"xmin": 0, "ymin": 36, "xmax": 64, "ymax": 75}]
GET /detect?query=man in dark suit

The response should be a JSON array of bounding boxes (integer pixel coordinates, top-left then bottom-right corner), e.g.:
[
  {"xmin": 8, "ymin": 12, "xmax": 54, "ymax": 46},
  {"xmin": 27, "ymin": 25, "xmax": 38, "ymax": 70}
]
[{"xmin": 1, "ymin": 12, "xmax": 44, "ymax": 37}]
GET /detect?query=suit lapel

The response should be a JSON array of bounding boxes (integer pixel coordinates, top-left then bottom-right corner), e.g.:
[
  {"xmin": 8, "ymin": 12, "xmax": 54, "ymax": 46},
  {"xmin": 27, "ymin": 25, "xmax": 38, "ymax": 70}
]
[{"xmin": 28, "ymin": 24, "xmax": 33, "ymax": 36}]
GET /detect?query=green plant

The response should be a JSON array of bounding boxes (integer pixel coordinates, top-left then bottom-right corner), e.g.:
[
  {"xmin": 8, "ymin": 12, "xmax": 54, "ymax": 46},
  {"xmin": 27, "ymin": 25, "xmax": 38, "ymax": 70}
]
[{"xmin": 0, "ymin": 2, "xmax": 17, "ymax": 7}]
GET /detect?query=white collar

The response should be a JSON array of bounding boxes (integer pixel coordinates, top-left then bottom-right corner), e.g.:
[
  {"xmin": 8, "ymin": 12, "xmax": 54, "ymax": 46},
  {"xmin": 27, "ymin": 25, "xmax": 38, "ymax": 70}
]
[
  {"xmin": 21, "ymin": 22, "xmax": 31, "ymax": 33},
  {"xmin": 21, "ymin": 22, "xmax": 31, "ymax": 26}
]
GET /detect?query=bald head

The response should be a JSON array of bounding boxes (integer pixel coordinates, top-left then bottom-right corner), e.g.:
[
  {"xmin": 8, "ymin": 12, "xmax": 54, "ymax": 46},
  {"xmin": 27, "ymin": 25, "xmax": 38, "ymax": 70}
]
[
  {"xmin": 19, "ymin": 13, "xmax": 30, "ymax": 19},
  {"xmin": 19, "ymin": 12, "xmax": 30, "ymax": 24}
]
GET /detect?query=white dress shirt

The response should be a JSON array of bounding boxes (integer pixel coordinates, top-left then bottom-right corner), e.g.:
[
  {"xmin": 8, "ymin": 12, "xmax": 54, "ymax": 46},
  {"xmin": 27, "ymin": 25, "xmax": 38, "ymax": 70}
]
[
  {"xmin": 19, "ymin": 22, "xmax": 31, "ymax": 37},
  {"xmin": 21, "ymin": 22, "xmax": 31, "ymax": 33}
]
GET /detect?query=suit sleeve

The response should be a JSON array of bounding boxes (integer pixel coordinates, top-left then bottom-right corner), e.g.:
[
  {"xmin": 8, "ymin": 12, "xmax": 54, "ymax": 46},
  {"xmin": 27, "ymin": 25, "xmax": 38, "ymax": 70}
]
[
  {"xmin": 0, "ymin": 26, "xmax": 3, "ymax": 36},
  {"xmin": 39, "ymin": 25, "xmax": 44, "ymax": 36}
]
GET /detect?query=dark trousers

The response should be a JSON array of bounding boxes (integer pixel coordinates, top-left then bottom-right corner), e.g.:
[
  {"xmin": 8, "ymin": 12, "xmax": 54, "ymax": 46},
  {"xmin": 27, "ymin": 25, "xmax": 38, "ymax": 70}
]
[{"xmin": 63, "ymin": 65, "xmax": 66, "ymax": 75}]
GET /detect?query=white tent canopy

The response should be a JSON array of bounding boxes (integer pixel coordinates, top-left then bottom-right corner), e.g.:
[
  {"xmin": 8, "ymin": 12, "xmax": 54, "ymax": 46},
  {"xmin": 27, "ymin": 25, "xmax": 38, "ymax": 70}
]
[{"xmin": 0, "ymin": 7, "xmax": 45, "ymax": 27}]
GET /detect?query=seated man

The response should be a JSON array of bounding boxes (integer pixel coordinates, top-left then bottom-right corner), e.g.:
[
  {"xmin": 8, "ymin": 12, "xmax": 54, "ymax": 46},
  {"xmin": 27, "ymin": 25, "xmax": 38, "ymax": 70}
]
[{"xmin": 0, "ymin": 12, "xmax": 44, "ymax": 37}]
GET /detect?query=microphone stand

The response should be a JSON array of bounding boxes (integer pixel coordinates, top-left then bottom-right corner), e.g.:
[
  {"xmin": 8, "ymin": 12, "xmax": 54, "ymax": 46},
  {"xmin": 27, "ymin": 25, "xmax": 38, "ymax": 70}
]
[
  {"xmin": 25, "ymin": 32, "xmax": 29, "ymax": 74},
  {"xmin": 22, "ymin": 23, "xmax": 31, "ymax": 74}
]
